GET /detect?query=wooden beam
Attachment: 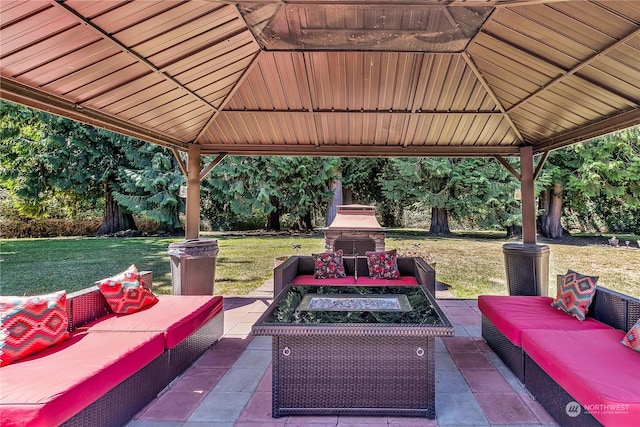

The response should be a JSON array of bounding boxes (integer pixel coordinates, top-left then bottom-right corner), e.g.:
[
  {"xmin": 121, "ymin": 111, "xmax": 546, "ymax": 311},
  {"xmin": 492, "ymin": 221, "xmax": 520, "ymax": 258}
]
[
  {"xmin": 0, "ymin": 77, "xmax": 186, "ymax": 151},
  {"xmin": 494, "ymin": 155, "xmax": 521, "ymax": 180},
  {"xmin": 534, "ymin": 150, "xmax": 550, "ymax": 181},
  {"xmin": 520, "ymin": 146, "xmax": 537, "ymax": 244},
  {"xmin": 185, "ymin": 144, "xmax": 201, "ymax": 240},
  {"xmin": 199, "ymin": 153, "xmax": 227, "ymax": 180},
  {"xmin": 171, "ymin": 148, "xmax": 188, "ymax": 178}
]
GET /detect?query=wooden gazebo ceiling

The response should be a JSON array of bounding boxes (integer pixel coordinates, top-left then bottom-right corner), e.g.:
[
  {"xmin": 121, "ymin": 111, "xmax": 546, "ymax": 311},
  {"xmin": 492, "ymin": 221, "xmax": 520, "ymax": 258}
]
[{"xmin": 1, "ymin": 0, "xmax": 639, "ymax": 157}]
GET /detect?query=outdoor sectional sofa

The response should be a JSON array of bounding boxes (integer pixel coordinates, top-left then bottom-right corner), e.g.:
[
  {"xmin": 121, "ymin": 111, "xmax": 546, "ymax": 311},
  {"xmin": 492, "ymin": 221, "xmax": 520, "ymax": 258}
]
[
  {"xmin": 0, "ymin": 272, "xmax": 224, "ymax": 427},
  {"xmin": 479, "ymin": 277, "xmax": 640, "ymax": 427},
  {"xmin": 273, "ymin": 255, "xmax": 436, "ymax": 297}
]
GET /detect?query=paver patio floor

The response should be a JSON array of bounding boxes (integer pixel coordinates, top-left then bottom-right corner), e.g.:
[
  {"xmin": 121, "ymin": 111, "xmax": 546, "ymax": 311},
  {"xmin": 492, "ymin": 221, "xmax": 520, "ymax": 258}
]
[{"xmin": 128, "ymin": 283, "xmax": 559, "ymax": 427}]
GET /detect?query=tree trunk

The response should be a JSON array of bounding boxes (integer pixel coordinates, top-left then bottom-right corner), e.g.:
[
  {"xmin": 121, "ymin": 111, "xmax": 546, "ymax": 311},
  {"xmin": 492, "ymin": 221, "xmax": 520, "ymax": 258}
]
[
  {"xmin": 96, "ymin": 180, "xmax": 137, "ymax": 235},
  {"xmin": 326, "ymin": 177, "xmax": 343, "ymax": 226},
  {"xmin": 540, "ymin": 183, "xmax": 564, "ymax": 239},
  {"xmin": 265, "ymin": 196, "xmax": 281, "ymax": 231},
  {"xmin": 343, "ymin": 187, "xmax": 354, "ymax": 205},
  {"xmin": 291, "ymin": 212, "xmax": 314, "ymax": 231},
  {"xmin": 506, "ymin": 225, "xmax": 522, "ymax": 238},
  {"xmin": 429, "ymin": 207, "xmax": 451, "ymax": 236}
]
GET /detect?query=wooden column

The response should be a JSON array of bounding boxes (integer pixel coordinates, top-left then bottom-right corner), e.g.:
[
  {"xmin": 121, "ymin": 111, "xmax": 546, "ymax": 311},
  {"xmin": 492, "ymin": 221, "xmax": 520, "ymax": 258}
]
[
  {"xmin": 520, "ymin": 146, "xmax": 537, "ymax": 244},
  {"xmin": 185, "ymin": 144, "xmax": 201, "ymax": 240}
]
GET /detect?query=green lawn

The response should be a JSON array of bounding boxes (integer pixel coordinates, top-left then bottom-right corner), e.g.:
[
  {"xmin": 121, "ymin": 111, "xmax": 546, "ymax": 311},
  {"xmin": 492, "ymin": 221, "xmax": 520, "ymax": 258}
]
[{"xmin": 1, "ymin": 232, "xmax": 639, "ymax": 298}]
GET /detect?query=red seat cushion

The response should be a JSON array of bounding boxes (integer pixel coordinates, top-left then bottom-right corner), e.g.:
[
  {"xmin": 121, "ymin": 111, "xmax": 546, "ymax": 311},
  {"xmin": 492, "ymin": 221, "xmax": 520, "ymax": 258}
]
[
  {"xmin": 0, "ymin": 331, "xmax": 164, "ymax": 427},
  {"xmin": 522, "ymin": 329, "xmax": 640, "ymax": 427},
  {"xmin": 355, "ymin": 276, "xmax": 418, "ymax": 286},
  {"xmin": 292, "ymin": 275, "xmax": 356, "ymax": 286},
  {"xmin": 86, "ymin": 295, "xmax": 223, "ymax": 349},
  {"xmin": 478, "ymin": 295, "xmax": 611, "ymax": 346}
]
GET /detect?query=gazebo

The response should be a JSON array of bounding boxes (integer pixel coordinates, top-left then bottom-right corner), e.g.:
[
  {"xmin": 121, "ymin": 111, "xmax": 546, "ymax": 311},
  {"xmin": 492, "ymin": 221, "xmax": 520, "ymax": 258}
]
[
  {"xmin": 2, "ymin": 3, "xmax": 639, "ymax": 425},
  {"xmin": 1, "ymin": 0, "xmax": 639, "ymax": 243}
]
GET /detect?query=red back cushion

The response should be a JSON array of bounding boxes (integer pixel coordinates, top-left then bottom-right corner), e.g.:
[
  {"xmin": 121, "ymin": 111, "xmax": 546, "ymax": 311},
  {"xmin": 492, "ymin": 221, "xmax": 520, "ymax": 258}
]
[
  {"xmin": 0, "ymin": 291, "xmax": 69, "ymax": 366},
  {"xmin": 97, "ymin": 264, "xmax": 158, "ymax": 314}
]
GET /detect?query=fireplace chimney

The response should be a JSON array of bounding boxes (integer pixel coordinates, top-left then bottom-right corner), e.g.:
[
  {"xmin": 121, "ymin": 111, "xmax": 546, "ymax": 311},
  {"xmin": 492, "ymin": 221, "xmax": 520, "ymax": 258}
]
[{"xmin": 323, "ymin": 205, "xmax": 386, "ymax": 254}]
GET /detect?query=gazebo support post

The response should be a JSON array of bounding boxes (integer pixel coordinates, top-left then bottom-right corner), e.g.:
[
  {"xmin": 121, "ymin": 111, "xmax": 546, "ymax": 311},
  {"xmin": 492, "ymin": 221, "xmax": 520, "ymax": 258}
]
[
  {"xmin": 500, "ymin": 146, "xmax": 550, "ymax": 296},
  {"xmin": 520, "ymin": 146, "xmax": 536, "ymax": 244},
  {"xmin": 185, "ymin": 143, "xmax": 201, "ymax": 240}
]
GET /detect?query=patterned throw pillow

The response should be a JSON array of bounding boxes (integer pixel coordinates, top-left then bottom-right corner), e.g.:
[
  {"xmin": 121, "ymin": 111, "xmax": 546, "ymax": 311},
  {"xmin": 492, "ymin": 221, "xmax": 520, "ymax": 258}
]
[
  {"xmin": 551, "ymin": 270, "xmax": 598, "ymax": 320},
  {"xmin": 97, "ymin": 264, "xmax": 158, "ymax": 314},
  {"xmin": 313, "ymin": 250, "xmax": 347, "ymax": 279},
  {"xmin": 0, "ymin": 291, "xmax": 69, "ymax": 366},
  {"xmin": 621, "ymin": 319, "xmax": 640, "ymax": 352},
  {"xmin": 366, "ymin": 249, "xmax": 400, "ymax": 280}
]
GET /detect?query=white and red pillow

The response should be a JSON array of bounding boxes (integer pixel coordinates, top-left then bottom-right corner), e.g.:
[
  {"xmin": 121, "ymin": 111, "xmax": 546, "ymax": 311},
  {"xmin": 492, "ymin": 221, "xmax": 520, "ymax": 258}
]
[
  {"xmin": 622, "ymin": 319, "xmax": 640, "ymax": 352},
  {"xmin": 97, "ymin": 264, "xmax": 158, "ymax": 314},
  {"xmin": 0, "ymin": 291, "xmax": 69, "ymax": 366},
  {"xmin": 551, "ymin": 270, "xmax": 598, "ymax": 320}
]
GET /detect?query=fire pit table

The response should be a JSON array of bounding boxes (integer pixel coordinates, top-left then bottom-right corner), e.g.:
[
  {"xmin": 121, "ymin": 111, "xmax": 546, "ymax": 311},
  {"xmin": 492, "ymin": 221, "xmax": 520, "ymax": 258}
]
[{"xmin": 252, "ymin": 284, "xmax": 454, "ymax": 418}]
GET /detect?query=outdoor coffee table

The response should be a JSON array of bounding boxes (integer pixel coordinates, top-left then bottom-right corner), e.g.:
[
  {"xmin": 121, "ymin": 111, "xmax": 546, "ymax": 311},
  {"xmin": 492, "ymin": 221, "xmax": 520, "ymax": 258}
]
[{"xmin": 252, "ymin": 284, "xmax": 454, "ymax": 418}]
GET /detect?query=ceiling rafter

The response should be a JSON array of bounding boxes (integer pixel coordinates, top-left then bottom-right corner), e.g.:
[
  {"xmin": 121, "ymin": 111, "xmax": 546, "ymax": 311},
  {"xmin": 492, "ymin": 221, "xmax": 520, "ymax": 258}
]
[
  {"xmin": 506, "ymin": 26, "xmax": 640, "ymax": 114},
  {"xmin": 51, "ymin": 0, "xmax": 217, "ymax": 114},
  {"xmin": 1, "ymin": 1, "xmax": 638, "ymax": 156},
  {"xmin": 536, "ymin": 108, "xmax": 640, "ymax": 152},
  {"xmin": 0, "ymin": 77, "xmax": 186, "ymax": 149},
  {"xmin": 196, "ymin": 51, "xmax": 262, "ymax": 143},
  {"xmin": 463, "ymin": 53, "xmax": 525, "ymax": 143},
  {"xmin": 197, "ymin": 142, "xmax": 521, "ymax": 157}
]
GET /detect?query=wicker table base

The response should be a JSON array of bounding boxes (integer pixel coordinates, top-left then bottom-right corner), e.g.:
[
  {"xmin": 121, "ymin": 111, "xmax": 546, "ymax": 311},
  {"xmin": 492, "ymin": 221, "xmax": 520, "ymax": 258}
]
[
  {"xmin": 271, "ymin": 334, "xmax": 435, "ymax": 418},
  {"xmin": 253, "ymin": 284, "xmax": 454, "ymax": 418}
]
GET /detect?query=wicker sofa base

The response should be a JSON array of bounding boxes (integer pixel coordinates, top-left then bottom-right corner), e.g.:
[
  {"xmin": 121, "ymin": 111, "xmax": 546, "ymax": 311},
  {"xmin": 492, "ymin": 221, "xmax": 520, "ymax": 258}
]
[
  {"xmin": 58, "ymin": 309, "xmax": 224, "ymax": 427},
  {"xmin": 524, "ymin": 354, "xmax": 603, "ymax": 427},
  {"xmin": 61, "ymin": 352, "xmax": 170, "ymax": 427},
  {"xmin": 271, "ymin": 335, "xmax": 436, "ymax": 418},
  {"xmin": 481, "ymin": 315, "xmax": 524, "ymax": 383},
  {"xmin": 168, "ymin": 311, "xmax": 225, "ymax": 380}
]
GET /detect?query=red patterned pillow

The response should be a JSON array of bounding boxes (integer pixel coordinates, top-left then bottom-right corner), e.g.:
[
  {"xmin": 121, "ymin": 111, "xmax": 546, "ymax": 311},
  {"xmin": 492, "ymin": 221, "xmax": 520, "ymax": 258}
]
[
  {"xmin": 0, "ymin": 291, "xmax": 69, "ymax": 366},
  {"xmin": 366, "ymin": 249, "xmax": 400, "ymax": 280},
  {"xmin": 313, "ymin": 250, "xmax": 347, "ymax": 279},
  {"xmin": 97, "ymin": 264, "xmax": 158, "ymax": 314},
  {"xmin": 622, "ymin": 319, "xmax": 640, "ymax": 352},
  {"xmin": 551, "ymin": 270, "xmax": 598, "ymax": 320}
]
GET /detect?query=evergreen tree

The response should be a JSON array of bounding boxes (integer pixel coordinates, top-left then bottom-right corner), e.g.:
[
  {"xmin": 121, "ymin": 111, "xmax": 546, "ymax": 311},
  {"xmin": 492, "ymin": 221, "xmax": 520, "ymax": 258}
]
[
  {"xmin": 201, "ymin": 156, "xmax": 339, "ymax": 230},
  {"xmin": 0, "ymin": 101, "xmax": 184, "ymax": 234}
]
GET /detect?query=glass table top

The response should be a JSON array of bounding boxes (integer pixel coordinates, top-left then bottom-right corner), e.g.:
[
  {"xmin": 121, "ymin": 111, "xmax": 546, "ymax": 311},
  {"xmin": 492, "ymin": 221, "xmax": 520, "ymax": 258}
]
[{"xmin": 264, "ymin": 285, "xmax": 444, "ymax": 325}]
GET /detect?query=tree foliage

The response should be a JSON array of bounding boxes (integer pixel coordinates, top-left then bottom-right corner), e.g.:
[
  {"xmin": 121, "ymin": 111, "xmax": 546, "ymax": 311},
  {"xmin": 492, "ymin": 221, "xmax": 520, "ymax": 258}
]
[
  {"xmin": 201, "ymin": 156, "xmax": 339, "ymax": 230},
  {"xmin": 0, "ymin": 101, "xmax": 184, "ymax": 233},
  {"xmin": 537, "ymin": 127, "xmax": 640, "ymax": 236},
  {"xmin": 379, "ymin": 158, "xmax": 519, "ymax": 235},
  {"xmin": 2, "ymin": 100, "xmax": 639, "ymax": 236}
]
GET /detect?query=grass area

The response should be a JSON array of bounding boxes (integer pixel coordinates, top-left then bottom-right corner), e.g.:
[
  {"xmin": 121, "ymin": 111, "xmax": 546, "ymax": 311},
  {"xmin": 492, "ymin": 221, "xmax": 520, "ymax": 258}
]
[{"xmin": 1, "ymin": 232, "xmax": 638, "ymax": 298}]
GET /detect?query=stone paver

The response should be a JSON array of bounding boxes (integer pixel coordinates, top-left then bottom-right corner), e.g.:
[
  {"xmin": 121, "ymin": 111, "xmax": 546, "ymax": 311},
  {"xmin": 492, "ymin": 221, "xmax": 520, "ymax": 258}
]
[{"xmin": 129, "ymin": 289, "xmax": 557, "ymax": 427}]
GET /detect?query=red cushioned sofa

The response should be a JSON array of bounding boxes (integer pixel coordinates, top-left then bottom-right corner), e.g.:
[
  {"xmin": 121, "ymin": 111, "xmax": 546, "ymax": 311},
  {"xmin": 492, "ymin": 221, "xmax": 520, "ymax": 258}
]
[
  {"xmin": 479, "ymin": 277, "xmax": 640, "ymax": 427},
  {"xmin": 273, "ymin": 255, "xmax": 436, "ymax": 297},
  {"xmin": 0, "ymin": 272, "xmax": 224, "ymax": 427}
]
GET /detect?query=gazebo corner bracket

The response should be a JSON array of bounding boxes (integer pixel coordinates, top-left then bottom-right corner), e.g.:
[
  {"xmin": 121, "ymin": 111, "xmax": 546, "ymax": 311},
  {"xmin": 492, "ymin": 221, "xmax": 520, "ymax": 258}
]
[
  {"xmin": 494, "ymin": 155, "xmax": 521, "ymax": 181},
  {"xmin": 171, "ymin": 148, "xmax": 188, "ymax": 178},
  {"xmin": 200, "ymin": 153, "xmax": 227, "ymax": 181}
]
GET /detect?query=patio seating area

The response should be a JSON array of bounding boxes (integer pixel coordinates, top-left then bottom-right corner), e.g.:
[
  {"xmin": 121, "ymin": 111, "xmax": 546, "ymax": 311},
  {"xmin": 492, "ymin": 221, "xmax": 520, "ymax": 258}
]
[{"xmin": 128, "ymin": 282, "xmax": 558, "ymax": 427}]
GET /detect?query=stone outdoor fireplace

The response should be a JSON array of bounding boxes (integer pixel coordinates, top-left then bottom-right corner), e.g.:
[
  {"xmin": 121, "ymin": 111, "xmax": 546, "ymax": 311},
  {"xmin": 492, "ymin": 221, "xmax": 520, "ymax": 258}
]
[{"xmin": 324, "ymin": 205, "xmax": 386, "ymax": 255}]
